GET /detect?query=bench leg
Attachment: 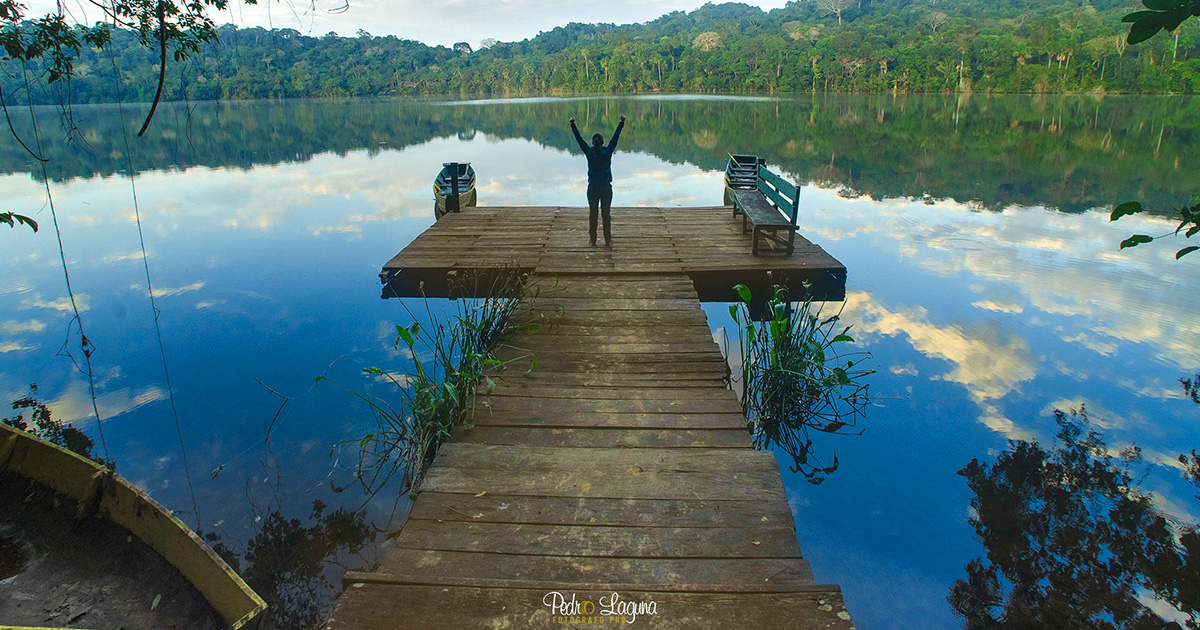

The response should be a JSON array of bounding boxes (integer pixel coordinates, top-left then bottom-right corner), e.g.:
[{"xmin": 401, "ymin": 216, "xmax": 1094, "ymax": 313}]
[
  {"xmin": 788, "ymin": 228, "xmax": 796, "ymax": 254},
  {"xmin": 742, "ymin": 214, "xmax": 749, "ymax": 234},
  {"xmin": 752, "ymin": 227, "xmax": 759, "ymax": 256}
]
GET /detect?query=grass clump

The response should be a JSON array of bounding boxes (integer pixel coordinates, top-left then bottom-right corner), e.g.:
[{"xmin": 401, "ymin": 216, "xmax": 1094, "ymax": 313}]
[
  {"xmin": 729, "ymin": 283, "xmax": 874, "ymax": 484},
  {"xmin": 319, "ymin": 265, "xmax": 538, "ymax": 495}
]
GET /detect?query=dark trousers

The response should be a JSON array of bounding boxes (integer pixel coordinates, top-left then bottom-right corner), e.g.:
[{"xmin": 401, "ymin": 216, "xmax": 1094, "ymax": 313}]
[{"xmin": 587, "ymin": 184, "xmax": 613, "ymax": 243}]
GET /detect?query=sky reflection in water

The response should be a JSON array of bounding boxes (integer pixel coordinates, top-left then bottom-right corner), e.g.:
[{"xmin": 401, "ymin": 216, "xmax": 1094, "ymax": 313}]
[{"xmin": 2, "ymin": 95, "xmax": 1198, "ymax": 629}]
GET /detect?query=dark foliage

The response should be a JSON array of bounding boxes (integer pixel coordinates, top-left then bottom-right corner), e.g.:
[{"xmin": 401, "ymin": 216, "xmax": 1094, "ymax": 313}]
[
  {"xmin": 2, "ymin": 384, "xmax": 113, "ymax": 469},
  {"xmin": 3, "ymin": 0, "xmax": 1199, "ymax": 104},
  {"xmin": 951, "ymin": 408, "xmax": 1200, "ymax": 629}
]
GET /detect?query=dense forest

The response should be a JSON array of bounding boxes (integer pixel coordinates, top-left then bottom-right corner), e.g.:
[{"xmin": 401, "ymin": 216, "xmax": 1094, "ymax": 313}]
[
  {"xmin": 2, "ymin": 0, "xmax": 1199, "ymax": 104},
  {"xmin": 1, "ymin": 94, "xmax": 1194, "ymax": 216}
]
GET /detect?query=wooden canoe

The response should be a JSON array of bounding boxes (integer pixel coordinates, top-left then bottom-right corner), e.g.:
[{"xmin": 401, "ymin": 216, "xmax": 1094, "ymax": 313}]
[
  {"xmin": 434, "ymin": 162, "xmax": 477, "ymax": 218},
  {"xmin": 0, "ymin": 422, "xmax": 266, "ymax": 629}
]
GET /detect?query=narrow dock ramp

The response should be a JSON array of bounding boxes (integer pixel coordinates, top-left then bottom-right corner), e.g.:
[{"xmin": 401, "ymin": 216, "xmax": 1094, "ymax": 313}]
[{"xmin": 328, "ymin": 271, "xmax": 853, "ymax": 629}]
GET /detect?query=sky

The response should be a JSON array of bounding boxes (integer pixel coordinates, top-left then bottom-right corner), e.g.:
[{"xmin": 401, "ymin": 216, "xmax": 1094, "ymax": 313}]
[{"xmin": 39, "ymin": 0, "xmax": 792, "ymax": 49}]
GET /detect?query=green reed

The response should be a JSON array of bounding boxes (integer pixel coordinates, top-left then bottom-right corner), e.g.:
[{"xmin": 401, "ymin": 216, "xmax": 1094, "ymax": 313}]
[
  {"xmin": 319, "ymin": 264, "xmax": 538, "ymax": 495},
  {"xmin": 730, "ymin": 283, "xmax": 874, "ymax": 484}
]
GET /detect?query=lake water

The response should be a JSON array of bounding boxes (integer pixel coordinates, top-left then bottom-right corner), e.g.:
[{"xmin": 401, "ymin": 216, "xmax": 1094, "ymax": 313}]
[{"xmin": 2, "ymin": 94, "xmax": 1198, "ymax": 629}]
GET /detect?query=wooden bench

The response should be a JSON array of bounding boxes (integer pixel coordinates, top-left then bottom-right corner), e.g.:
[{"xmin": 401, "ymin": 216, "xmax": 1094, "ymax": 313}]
[{"xmin": 729, "ymin": 165, "xmax": 800, "ymax": 256}]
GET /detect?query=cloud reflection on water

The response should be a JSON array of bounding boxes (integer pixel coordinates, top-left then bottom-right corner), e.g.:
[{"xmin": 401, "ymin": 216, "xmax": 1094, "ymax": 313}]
[{"xmin": 2, "ymin": 96, "xmax": 1199, "ymax": 630}]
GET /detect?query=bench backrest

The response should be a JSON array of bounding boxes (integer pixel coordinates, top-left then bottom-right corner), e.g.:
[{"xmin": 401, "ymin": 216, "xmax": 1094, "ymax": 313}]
[{"xmin": 757, "ymin": 165, "xmax": 799, "ymax": 226}]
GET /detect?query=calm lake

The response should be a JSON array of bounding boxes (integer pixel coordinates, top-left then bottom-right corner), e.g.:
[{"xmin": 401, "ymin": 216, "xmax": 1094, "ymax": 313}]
[{"xmin": 2, "ymin": 94, "xmax": 1199, "ymax": 629}]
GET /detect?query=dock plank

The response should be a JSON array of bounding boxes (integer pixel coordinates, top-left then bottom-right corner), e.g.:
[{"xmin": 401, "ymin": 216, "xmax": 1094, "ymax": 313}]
[
  {"xmin": 406, "ymin": 493, "xmax": 796, "ymax": 528},
  {"xmin": 328, "ymin": 585, "xmax": 853, "ymax": 630}
]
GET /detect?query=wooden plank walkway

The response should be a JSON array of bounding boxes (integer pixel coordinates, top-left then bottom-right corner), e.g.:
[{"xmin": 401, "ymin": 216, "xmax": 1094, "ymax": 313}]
[
  {"xmin": 380, "ymin": 206, "xmax": 846, "ymax": 303},
  {"xmin": 327, "ymin": 208, "xmax": 852, "ymax": 628}
]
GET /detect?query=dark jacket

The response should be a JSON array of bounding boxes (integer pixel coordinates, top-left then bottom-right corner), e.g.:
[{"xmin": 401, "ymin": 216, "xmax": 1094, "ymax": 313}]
[{"xmin": 571, "ymin": 120, "xmax": 624, "ymax": 186}]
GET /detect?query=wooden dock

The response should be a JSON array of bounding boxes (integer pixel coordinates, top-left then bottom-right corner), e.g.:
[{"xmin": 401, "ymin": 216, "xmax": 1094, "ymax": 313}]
[
  {"xmin": 379, "ymin": 206, "xmax": 846, "ymax": 303},
  {"xmin": 328, "ymin": 206, "xmax": 852, "ymax": 629}
]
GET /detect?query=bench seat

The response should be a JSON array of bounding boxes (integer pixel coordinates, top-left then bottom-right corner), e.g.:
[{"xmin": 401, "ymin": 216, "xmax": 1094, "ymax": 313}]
[
  {"xmin": 733, "ymin": 190, "xmax": 793, "ymax": 228},
  {"xmin": 725, "ymin": 162, "xmax": 800, "ymax": 256},
  {"xmin": 732, "ymin": 189, "xmax": 798, "ymax": 255}
]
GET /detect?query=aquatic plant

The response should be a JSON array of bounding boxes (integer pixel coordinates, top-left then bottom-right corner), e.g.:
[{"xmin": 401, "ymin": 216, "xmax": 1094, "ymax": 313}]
[
  {"xmin": 729, "ymin": 283, "xmax": 874, "ymax": 484},
  {"xmin": 318, "ymin": 265, "xmax": 537, "ymax": 495}
]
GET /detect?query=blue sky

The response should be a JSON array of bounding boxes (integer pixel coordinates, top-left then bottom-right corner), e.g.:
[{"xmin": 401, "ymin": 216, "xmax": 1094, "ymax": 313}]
[{"xmin": 36, "ymin": 0, "xmax": 792, "ymax": 48}]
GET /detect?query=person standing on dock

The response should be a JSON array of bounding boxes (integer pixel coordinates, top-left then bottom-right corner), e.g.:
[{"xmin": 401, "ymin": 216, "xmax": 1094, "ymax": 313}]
[{"xmin": 569, "ymin": 114, "xmax": 625, "ymax": 246}]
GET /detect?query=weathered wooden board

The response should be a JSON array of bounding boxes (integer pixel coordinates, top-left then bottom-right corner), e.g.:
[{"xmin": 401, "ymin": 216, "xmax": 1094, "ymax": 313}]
[
  {"xmin": 405, "ymin": 493, "xmax": 796, "ymax": 528},
  {"xmin": 469, "ymin": 411, "xmax": 746, "ymax": 429},
  {"xmin": 487, "ymin": 372, "xmax": 727, "ymax": 386},
  {"xmin": 359, "ymin": 552, "xmax": 815, "ymax": 591},
  {"xmin": 478, "ymin": 385, "xmax": 737, "ymax": 401},
  {"xmin": 419, "ymin": 467, "xmax": 783, "ymax": 501},
  {"xmin": 430, "ymin": 444, "xmax": 777, "ymax": 473},
  {"xmin": 328, "ymin": 585, "xmax": 853, "ymax": 630},
  {"xmin": 478, "ymin": 397, "xmax": 743, "ymax": 414},
  {"xmin": 455, "ymin": 427, "xmax": 752, "ymax": 449},
  {"xmin": 389, "ymin": 520, "xmax": 801, "ymax": 558}
]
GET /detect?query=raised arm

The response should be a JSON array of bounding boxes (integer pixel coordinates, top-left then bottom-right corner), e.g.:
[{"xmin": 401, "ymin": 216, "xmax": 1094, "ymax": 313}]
[
  {"xmin": 607, "ymin": 115, "xmax": 626, "ymax": 151},
  {"xmin": 569, "ymin": 118, "xmax": 588, "ymax": 152}
]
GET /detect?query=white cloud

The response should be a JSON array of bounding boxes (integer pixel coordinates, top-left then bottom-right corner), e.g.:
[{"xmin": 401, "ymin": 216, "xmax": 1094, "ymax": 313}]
[
  {"xmin": 20, "ymin": 293, "xmax": 89, "ymax": 313},
  {"xmin": 889, "ymin": 363, "xmax": 918, "ymax": 376},
  {"xmin": 47, "ymin": 382, "xmax": 170, "ymax": 425},
  {"xmin": 100, "ymin": 250, "xmax": 149, "ymax": 265},
  {"xmin": 127, "ymin": 281, "xmax": 205, "ymax": 298},
  {"xmin": 971, "ymin": 298, "xmax": 1023, "ymax": 314},
  {"xmin": 845, "ymin": 290, "xmax": 1038, "ymax": 441},
  {"xmin": 848, "ymin": 290, "xmax": 1037, "ymax": 404},
  {"xmin": 1, "ymin": 319, "xmax": 47, "ymax": 334}
]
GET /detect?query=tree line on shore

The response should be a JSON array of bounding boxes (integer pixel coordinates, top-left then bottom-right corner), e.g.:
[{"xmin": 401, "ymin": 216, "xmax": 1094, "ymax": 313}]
[
  {"xmin": 2, "ymin": 94, "xmax": 1193, "ymax": 217},
  {"xmin": 2, "ymin": 0, "xmax": 1198, "ymax": 105}
]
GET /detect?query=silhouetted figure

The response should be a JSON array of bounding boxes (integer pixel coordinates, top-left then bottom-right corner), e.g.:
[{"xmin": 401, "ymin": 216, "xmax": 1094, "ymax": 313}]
[{"xmin": 569, "ymin": 115, "xmax": 624, "ymax": 246}]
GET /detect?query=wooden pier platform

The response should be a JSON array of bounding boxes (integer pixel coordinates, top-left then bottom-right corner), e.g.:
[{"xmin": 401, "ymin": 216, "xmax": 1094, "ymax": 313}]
[
  {"xmin": 380, "ymin": 206, "xmax": 846, "ymax": 303},
  {"xmin": 328, "ymin": 207, "xmax": 852, "ymax": 629}
]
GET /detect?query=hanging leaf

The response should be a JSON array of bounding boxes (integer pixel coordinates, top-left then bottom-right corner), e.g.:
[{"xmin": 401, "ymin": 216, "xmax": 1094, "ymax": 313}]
[
  {"xmin": 1111, "ymin": 202, "xmax": 1145, "ymax": 221},
  {"xmin": 1119, "ymin": 234, "xmax": 1154, "ymax": 249},
  {"xmin": 1177, "ymin": 246, "xmax": 1199, "ymax": 260},
  {"xmin": 734, "ymin": 283, "xmax": 752, "ymax": 303}
]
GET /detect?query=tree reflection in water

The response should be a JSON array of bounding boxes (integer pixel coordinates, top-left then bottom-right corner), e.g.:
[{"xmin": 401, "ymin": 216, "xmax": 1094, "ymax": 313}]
[
  {"xmin": 950, "ymin": 408, "xmax": 1200, "ymax": 629},
  {"xmin": 204, "ymin": 446, "xmax": 380, "ymax": 630}
]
